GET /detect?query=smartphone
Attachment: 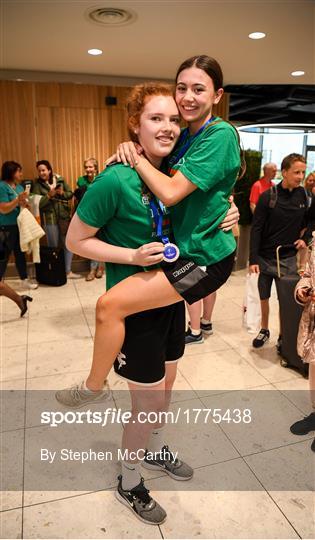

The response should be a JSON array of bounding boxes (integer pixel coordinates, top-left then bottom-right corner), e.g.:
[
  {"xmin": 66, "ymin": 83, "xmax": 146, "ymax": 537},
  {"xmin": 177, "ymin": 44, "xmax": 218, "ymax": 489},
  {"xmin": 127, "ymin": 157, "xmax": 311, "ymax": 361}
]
[{"xmin": 24, "ymin": 184, "xmax": 31, "ymax": 194}]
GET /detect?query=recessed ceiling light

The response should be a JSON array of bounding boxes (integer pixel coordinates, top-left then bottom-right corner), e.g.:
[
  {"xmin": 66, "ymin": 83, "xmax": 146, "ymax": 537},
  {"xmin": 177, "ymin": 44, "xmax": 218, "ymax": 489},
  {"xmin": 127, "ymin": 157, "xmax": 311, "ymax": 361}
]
[
  {"xmin": 248, "ymin": 32, "xmax": 266, "ymax": 40},
  {"xmin": 16, "ymin": 78, "xmax": 24, "ymax": 81},
  {"xmin": 88, "ymin": 48, "xmax": 103, "ymax": 56},
  {"xmin": 291, "ymin": 70, "xmax": 305, "ymax": 77}
]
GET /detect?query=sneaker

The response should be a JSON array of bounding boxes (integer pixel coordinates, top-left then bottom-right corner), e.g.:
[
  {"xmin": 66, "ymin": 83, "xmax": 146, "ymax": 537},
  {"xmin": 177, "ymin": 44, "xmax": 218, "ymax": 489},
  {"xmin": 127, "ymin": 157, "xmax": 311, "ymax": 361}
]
[
  {"xmin": 143, "ymin": 445, "xmax": 193, "ymax": 481},
  {"xmin": 55, "ymin": 380, "xmax": 111, "ymax": 408},
  {"xmin": 185, "ymin": 328, "xmax": 204, "ymax": 345},
  {"xmin": 276, "ymin": 335, "xmax": 282, "ymax": 354},
  {"xmin": 200, "ymin": 321, "xmax": 213, "ymax": 335},
  {"xmin": 22, "ymin": 278, "xmax": 38, "ymax": 290},
  {"xmin": 116, "ymin": 475, "xmax": 166, "ymax": 525},
  {"xmin": 252, "ymin": 328, "xmax": 270, "ymax": 348},
  {"xmin": 67, "ymin": 271, "xmax": 82, "ymax": 279},
  {"xmin": 290, "ymin": 412, "xmax": 315, "ymax": 435}
]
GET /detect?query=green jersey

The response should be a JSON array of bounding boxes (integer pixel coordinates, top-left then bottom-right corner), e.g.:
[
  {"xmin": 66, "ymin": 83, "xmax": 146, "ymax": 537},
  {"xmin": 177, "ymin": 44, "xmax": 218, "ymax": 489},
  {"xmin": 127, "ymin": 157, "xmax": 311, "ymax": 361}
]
[
  {"xmin": 77, "ymin": 164, "xmax": 170, "ymax": 290},
  {"xmin": 76, "ymin": 175, "xmax": 93, "ymax": 189},
  {"xmin": 0, "ymin": 181, "xmax": 24, "ymax": 226},
  {"xmin": 169, "ymin": 118, "xmax": 240, "ymax": 266}
]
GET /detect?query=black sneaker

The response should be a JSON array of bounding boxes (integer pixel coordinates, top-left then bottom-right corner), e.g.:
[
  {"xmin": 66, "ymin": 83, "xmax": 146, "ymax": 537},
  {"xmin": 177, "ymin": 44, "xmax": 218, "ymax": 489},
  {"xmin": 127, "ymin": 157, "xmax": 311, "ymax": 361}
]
[
  {"xmin": 290, "ymin": 412, "xmax": 315, "ymax": 435},
  {"xmin": 185, "ymin": 328, "xmax": 204, "ymax": 345},
  {"xmin": 143, "ymin": 445, "xmax": 193, "ymax": 481},
  {"xmin": 252, "ymin": 329, "xmax": 270, "ymax": 348},
  {"xmin": 276, "ymin": 335, "xmax": 282, "ymax": 354},
  {"xmin": 200, "ymin": 321, "xmax": 213, "ymax": 335},
  {"xmin": 115, "ymin": 475, "xmax": 166, "ymax": 525}
]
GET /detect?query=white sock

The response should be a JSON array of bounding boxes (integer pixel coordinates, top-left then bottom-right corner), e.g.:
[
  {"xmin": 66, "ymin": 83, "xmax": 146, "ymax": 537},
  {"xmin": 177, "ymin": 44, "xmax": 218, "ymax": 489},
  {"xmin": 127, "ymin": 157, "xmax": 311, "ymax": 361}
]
[
  {"xmin": 147, "ymin": 427, "xmax": 165, "ymax": 454},
  {"xmin": 190, "ymin": 327, "xmax": 201, "ymax": 336},
  {"xmin": 121, "ymin": 460, "xmax": 142, "ymax": 490},
  {"xmin": 82, "ymin": 380, "xmax": 99, "ymax": 394},
  {"xmin": 201, "ymin": 317, "xmax": 211, "ymax": 325}
]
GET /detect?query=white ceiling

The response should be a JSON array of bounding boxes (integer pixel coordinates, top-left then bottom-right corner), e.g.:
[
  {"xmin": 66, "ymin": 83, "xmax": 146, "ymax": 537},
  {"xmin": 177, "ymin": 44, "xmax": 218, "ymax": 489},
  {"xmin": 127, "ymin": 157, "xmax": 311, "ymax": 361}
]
[{"xmin": 1, "ymin": 0, "xmax": 314, "ymax": 86}]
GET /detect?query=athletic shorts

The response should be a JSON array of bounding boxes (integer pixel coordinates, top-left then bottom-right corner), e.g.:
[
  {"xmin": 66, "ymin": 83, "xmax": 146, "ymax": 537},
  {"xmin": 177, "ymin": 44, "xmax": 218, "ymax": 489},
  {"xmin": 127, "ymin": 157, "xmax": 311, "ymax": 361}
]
[
  {"xmin": 113, "ymin": 302, "xmax": 185, "ymax": 386},
  {"xmin": 161, "ymin": 251, "xmax": 236, "ymax": 305},
  {"xmin": 257, "ymin": 255, "xmax": 297, "ymax": 300}
]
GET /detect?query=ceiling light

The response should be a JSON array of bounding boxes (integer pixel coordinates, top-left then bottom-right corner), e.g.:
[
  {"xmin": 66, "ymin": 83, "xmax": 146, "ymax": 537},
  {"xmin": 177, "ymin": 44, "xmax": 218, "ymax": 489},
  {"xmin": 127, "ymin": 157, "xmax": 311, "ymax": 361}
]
[
  {"xmin": 248, "ymin": 32, "xmax": 266, "ymax": 40},
  {"xmin": 86, "ymin": 7, "xmax": 137, "ymax": 27},
  {"xmin": 291, "ymin": 70, "xmax": 305, "ymax": 77},
  {"xmin": 88, "ymin": 48, "xmax": 103, "ymax": 56}
]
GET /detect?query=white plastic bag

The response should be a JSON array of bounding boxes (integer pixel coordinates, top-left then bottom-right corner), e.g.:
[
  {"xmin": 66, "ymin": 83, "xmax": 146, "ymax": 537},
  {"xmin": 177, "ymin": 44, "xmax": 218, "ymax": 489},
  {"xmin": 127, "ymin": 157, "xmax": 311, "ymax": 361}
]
[{"xmin": 243, "ymin": 273, "xmax": 261, "ymax": 333}]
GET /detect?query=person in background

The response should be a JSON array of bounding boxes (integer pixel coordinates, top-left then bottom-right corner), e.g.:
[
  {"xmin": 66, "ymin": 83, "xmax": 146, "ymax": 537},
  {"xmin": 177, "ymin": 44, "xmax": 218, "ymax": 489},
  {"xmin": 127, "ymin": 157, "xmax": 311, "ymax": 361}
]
[
  {"xmin": 249, "ymin": 162, "xmax": 277, "ymax": 214},
  {"xmin": 304, "ymin": 171, "xmax": 315, "ymax": 205},
  {"xmin": 0, "ymin": 280, "xmax": 32, "ymax": 317},
  {"xmin": 249, "ymin": 153, "xmax": 308, "ymax": 349},
  {"xmin": 75, "ymin": 158, "xmax": 104, "ymax": 281},
  {"xmin": 185, "ymin": 291, "xmax": 216, "ymax": 344},
  {"xmin": 290, "ymin": 246, "xmax": 315, "ymax": 452},
  {"xmin": 32, "ymin": 160, "xmax": 81, "ymax": 279},
  {"xmin": 0, "ymin": 161, "xmax": 38, "ymax": 290}
]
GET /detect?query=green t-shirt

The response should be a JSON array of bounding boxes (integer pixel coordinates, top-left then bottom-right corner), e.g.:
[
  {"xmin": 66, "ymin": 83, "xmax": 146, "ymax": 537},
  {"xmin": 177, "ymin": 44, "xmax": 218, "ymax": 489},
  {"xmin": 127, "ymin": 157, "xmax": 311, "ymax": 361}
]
[
  {"xmin": 169, "ymin": 119, "xmax": 240, "ymax": 266},
  {"xmin": 77, "ymin": 164, "xmax": 170, "ymax": 290},
  {"xmin": 0, "ymin": 181, "xmax": 24, "ymax": 226},
  {"xmin": 76, "ymin": 175, "xmax": 93, "ymax": 188}
]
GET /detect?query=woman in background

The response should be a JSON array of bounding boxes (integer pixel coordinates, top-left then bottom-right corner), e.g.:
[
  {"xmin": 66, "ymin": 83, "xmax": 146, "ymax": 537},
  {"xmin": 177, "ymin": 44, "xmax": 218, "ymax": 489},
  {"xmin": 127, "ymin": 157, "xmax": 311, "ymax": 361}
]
[
  {"xmin": 75, "ymin": 158, "xmax": 104, "ymax": 281},
  {"xmin": 32, "ymin": 160, "xmax": 81, "ymax": 279},
  {"xmin": 0, "ymin": 160, "xmax": 38, "ymax": 290}
]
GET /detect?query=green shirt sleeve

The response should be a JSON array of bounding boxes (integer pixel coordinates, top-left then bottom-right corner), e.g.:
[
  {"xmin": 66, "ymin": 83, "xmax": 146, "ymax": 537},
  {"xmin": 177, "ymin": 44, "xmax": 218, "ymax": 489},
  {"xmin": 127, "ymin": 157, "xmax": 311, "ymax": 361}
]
[
  {"xmin": 76, "ymin": 167, "xmax": 121, "ymax": 228},
  {"xmin": 178, "ymin": 123, "xmax": 240, "ymax": 192}
]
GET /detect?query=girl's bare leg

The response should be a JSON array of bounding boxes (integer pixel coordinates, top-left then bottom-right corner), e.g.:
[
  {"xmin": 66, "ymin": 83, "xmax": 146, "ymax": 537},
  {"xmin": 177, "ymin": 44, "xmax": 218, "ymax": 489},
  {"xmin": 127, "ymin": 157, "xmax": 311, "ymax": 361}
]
[
  {"xmin": 202, "ymin": 291, "xmax": 217, "ymax": 321},
  {"xmin": 186, "ymin": 300, "xmax": 202, "ymax": 331},
  {"xmin": 86, "ymin": 269, "xmax": 182, "ymax": 390}
]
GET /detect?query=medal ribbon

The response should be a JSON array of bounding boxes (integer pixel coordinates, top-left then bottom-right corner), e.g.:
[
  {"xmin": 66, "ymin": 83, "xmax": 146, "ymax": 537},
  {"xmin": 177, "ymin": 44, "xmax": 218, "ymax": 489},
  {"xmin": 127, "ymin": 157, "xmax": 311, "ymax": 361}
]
[
  {"xmin": 168, "ymin": 116, "xmax": 215, "ymax": 169},
  {"xmin": 149, "ymin": 198, "xmax": 169, "ymax": 245}
]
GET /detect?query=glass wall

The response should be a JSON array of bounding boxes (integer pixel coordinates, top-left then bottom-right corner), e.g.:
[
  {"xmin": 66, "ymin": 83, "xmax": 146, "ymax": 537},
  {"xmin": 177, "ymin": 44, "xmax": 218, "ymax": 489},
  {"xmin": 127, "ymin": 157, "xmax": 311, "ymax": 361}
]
[{"xmin": 238, "ymin": 124, "xmax": 315, "ymax": 178}]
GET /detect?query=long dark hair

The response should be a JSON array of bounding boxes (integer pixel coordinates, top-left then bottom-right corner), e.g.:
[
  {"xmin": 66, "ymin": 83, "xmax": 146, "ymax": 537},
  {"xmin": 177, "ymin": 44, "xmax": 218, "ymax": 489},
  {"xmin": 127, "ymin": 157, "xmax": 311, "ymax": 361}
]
[
  {"xmin": 175, "ymin": 55, "xmax": 223, "ymax": 90},
  {"xmin": 175, "ymin": 55, "xmax": 245, "ymax": 179},
  {"xmin": 1, "ymin": 161, "xmax": 22, "ymax": 182},
  {"xmin": 36, "ymin": 159, "xmax": 53, "ymax": 183}
]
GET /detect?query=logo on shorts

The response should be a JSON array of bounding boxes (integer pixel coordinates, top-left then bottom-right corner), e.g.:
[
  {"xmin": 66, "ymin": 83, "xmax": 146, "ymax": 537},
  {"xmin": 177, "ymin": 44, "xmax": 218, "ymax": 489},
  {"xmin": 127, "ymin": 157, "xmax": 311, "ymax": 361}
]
[{"xmin": 117, "ymin": 352, "xmax": 127, "ymax": 370}]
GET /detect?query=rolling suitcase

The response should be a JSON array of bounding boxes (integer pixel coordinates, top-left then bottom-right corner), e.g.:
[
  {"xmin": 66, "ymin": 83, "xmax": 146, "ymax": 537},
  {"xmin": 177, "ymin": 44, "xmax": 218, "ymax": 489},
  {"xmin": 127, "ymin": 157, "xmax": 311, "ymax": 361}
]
[
  {"xmin": 35, "ymin": 246, "xmax": 67, "ymax": 286},
  {"xmin": 276, "ymin": 245, "xmax": 309, "ymax": 377}
]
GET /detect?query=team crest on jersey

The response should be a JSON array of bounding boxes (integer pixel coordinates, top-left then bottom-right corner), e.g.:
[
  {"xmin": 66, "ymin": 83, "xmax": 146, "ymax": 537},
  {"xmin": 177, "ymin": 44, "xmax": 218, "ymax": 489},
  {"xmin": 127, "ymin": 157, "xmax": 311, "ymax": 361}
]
[{"xmin": 141, "ymin": 194, "xmax": 150, "ymax": 205}]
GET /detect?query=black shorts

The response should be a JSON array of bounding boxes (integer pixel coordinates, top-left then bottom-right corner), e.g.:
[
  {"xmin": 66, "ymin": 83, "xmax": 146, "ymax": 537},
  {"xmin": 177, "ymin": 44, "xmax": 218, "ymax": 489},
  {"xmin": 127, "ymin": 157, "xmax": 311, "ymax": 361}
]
[
  {"xmin": 257, "ymin": 255, "xmax": 297, "ymax": 300},
  {"xmin": 161, "ymin": 251, "xmax": 236, "ymax": 305},
  {"xmin": 113, "ymin": 302, "xmax": 185, "ymax": 386}
]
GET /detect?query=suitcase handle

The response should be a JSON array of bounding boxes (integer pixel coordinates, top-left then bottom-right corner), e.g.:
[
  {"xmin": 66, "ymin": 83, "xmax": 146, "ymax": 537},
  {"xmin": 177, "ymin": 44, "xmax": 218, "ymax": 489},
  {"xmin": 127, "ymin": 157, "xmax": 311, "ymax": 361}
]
[{"xmin": 276, "ymin": 244, "xmax": 297, "ymax": 278}]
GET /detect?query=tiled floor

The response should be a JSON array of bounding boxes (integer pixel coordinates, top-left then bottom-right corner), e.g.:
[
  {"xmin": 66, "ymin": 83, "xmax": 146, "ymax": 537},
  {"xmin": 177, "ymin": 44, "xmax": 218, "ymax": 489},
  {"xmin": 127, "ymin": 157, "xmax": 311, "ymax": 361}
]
[{"xmin": 1, "ymin": 271, "xmax": 314, "ymax": 539}]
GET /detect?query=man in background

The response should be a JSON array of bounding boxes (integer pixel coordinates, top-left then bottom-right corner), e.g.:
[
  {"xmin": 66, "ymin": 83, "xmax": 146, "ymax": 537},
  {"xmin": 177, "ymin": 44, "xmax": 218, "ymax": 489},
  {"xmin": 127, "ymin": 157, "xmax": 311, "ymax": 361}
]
[
  {"xmin": 250, "ymin": 162, "xmax": 277, "ymax": 213},
  {"xmin": 249, "ymin": 153, "xmax": 307, "ymax": 349}
]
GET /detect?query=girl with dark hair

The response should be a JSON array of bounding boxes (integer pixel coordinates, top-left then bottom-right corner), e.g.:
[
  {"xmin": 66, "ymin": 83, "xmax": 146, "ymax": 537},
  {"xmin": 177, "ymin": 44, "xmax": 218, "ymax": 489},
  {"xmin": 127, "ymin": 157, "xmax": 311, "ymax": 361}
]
[
  {"xmin": 0, "ymin": 160, "xmax": 38, "ymax": 289},
  {"xmin": 58, "ymin": 55, "xmax": 240, "ymax": 401},
  {"xmin": 32, "ymin": 160, "xmax": 81, "ymax": 278}
]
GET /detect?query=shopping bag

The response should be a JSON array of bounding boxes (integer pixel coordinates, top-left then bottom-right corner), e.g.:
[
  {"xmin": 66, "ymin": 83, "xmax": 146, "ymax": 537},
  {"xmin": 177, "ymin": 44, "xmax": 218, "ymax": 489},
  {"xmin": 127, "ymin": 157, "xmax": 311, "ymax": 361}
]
[{"xmin": 243, "ymin": 273, "xmax": 261, "ymax": 333}]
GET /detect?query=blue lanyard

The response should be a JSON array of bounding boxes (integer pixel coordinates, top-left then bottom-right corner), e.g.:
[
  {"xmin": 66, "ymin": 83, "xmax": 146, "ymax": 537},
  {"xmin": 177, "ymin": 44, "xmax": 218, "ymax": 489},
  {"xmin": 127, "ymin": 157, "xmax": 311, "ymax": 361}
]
[
  {"xmin": 149, "ymin": 198, "xmax": 169, "ymax": 244},
  {"xmin": 168, "ymin": 116, "xmax": 215, "ymax": 168}
]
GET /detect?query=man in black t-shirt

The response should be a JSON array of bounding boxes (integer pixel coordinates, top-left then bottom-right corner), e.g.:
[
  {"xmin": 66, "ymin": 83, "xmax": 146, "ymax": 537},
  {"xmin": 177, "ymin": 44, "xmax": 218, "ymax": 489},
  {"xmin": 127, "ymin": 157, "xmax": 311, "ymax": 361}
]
[{"xmin": 249, "ymin": 153, "xmax": 307, "ymax": 348}]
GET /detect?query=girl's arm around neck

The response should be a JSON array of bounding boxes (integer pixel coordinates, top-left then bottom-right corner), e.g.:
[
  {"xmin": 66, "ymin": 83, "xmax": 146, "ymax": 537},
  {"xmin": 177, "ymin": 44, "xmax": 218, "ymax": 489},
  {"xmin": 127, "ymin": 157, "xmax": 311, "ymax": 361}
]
[{"xmin": 135, "ymin": 156, "xmax": 197, "ymax": 206}]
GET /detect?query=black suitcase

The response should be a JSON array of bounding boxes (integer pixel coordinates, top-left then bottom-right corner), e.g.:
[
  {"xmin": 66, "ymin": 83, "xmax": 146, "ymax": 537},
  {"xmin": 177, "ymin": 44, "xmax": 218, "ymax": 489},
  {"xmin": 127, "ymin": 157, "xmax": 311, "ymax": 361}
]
[
  {"xmin": 276, "ymin": 246, "xmax": 309, "ymax": 377},
  {"xmin": 35, "ymin": 246, "xmax": 67, "ymax": 286}
]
